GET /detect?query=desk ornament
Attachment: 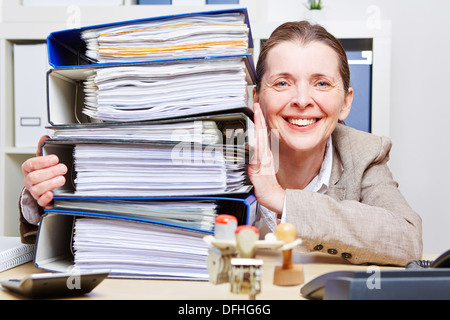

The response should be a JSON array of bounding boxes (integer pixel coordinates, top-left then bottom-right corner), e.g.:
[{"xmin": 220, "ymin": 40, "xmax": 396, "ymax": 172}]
[
  {"xmin": 204, "ymin": 215, "xmax": 304, "ymax": 299},
  {"xmin": 273, "ymin": 223, "xmax": 304, "ymax": 286},
  {"xmin": 205, "ymin": 215, "xmax": 238, "ymax": 285},
  {"xmin": 230, "ymin": 225, "xmax": 262, "ymax": 299}
]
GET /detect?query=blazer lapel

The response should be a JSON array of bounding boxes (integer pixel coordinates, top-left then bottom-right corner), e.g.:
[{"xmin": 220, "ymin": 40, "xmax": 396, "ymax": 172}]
[{"xmin": 326, "ymin": 143, "xmax": 346, "ymax": 201}]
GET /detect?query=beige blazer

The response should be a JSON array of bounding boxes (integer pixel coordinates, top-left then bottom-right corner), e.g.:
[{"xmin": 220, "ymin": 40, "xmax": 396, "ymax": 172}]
[{"xmin": 285, "ymin": 123, "xmax": 423, "ymax": 266}]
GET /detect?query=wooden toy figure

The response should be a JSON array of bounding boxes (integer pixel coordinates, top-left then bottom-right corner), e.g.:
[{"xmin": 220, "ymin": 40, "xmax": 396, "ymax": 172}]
[{"xmin": 273, "ymin": 223, "xmax": 304, "ymax": 286}]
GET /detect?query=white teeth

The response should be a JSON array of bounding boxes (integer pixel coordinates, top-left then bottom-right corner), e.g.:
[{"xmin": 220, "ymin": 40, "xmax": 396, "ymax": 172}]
[{"xmin": 287, "ymin": 118, "xmax": 317, "ymax": 126}]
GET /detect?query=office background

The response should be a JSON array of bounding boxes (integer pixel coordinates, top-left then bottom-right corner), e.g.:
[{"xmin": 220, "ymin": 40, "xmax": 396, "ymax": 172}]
[{"xmin": 0, "ymin": 0, "xmax": 448, "ymax": 256}]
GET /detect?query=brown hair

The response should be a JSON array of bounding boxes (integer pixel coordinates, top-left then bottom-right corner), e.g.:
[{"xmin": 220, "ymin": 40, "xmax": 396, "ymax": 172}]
[{"xmin": 255, "ymin": 21, "xmax": 350, "ymax": 94}]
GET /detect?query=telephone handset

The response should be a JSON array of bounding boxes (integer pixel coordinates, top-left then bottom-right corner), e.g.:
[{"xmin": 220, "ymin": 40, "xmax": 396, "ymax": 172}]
[
  {"xmin": 300, "ymin": 249, "xmax": 450, "ymax": 299},
  {"xmin": 405, "ymin": 249, "xmax": 450, "ymax": 269}
]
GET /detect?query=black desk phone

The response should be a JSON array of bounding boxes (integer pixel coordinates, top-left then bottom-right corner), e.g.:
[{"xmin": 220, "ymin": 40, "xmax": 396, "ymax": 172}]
[
  {"xmin": 405, "ymin": 249, "xmax": 450, "ymax": 269},
  {"xmin": 301, "ymin": 249, "xmax": 450, "ymax": 300}
]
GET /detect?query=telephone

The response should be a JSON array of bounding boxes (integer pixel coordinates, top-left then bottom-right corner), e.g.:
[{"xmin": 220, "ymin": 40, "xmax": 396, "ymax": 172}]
[
  {"xmin": 405, "ymin": 249, "xmax": 450, "ymax": 269},
  {"xmin": 301, "ymin": 249, "xmax": 450, "ymax": 300}
]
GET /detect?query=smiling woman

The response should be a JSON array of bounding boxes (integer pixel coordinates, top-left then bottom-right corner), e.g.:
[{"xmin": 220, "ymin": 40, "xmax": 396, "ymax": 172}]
[{"xmin": 249, "ymin": 21, "xmax": 423, "ymax": 267}]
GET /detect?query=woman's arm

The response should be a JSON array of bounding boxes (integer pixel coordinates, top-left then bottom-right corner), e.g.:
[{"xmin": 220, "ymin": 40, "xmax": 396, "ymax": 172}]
[
  {"xmin": 18, "ymin": 135, "xmax": 67, "ymax": 243},
  {"xmin": 285, "ymin": 141, "xmax": 422, "ymax": 266}
]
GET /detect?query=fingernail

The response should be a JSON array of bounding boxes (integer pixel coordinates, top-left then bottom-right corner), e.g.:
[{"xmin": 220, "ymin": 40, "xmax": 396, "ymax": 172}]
[
  {"xmin": 49, "ymin": 155, "xmax": 58, "ymax": 163},
  {"xmin": 58, "ymin": 164, "xmax": 67, "ymax": 174}
]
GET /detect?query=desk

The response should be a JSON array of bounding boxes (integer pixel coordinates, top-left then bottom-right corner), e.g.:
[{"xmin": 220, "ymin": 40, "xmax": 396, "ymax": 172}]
[{"xmin": 0, "ymin": 250, "xmax": 401, "ymax": 300}]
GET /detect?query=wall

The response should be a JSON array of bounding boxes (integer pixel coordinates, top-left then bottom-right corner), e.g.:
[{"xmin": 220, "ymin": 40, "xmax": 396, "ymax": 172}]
[
  {"xmin": 387, "ymin": 1, "xmax": 450, "ymax": 255},
  {"xmin": 305, "ymin": 0, "xmax": 450, "ymax": 255}
]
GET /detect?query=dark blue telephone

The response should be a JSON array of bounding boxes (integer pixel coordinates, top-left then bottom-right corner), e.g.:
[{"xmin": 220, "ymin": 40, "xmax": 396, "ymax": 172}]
[
  {"xmin": 405, "ymin": 249, "xmax": 450, "ymax": 269},
  {"xmin": 301, "ymin": 249, "xmax": 450, "ymax": 300}
]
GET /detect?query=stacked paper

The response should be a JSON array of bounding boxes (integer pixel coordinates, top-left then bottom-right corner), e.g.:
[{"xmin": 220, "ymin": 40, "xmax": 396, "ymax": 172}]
[
  {"xmin": 44, "ymin": 112, "xmax": 251, "ymax": 198},
  {"xmin": 39, "ymin": 8, "xmax": 256, "ymax": 281},
  {"xmin": 74, "ymin": 218, "xmax": 209, "ymax": 280},
  {"xmin": 49, "ymin": 119, "xmax": 222, "ymax": 144},
  {"xmin": 81, "ymin": 12, "xmax": 249, "ymax": 63},
  {"xmin": 71, "ymin": 143, "xmax": 247, "ymax": 196},
  {"xmin": 54, "ymin": 199, "xmax": 218, "ymax": 231},
  {"xmin": 82, "ymin": 57, "xmax": 249, "ymax": 122}
]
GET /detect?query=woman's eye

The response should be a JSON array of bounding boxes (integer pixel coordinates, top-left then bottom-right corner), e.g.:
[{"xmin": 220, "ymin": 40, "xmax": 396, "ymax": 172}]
[
  {"xmin": 317, "ymin": 81, "xmax": 329, "ymax": 87},
  {"xmin": 275, "ymin": 81, "xmax": 288, "ymax": 87}
]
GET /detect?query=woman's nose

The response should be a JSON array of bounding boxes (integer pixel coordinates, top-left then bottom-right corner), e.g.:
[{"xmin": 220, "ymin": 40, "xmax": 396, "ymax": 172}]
[{"xmin": 289, "ymin": 84, "xmax": 314, "ymax": 109}]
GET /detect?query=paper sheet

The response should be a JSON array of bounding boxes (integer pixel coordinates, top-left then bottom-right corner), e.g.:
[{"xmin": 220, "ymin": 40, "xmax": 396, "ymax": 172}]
[
  {"xmin": 73, "ymin": 217, "xmax": 209, "ymax": 279},
  {"xmin": 50, "ymin": 120, "xmax": 221, "ymax": 145},
  {"xmin": 82, "ymin": 58, "xmax": 249, "ymax": 122},
  {"xmin": 71, "ymin": 143, "xmax": 247, "ymax": 196},
  {"xmin": 81, "ymin": 12, "xmax": 249, "ymax": 63},
  {"xmin": 55, "ymin": 199, "xmax": 217, "ymax": 231}
]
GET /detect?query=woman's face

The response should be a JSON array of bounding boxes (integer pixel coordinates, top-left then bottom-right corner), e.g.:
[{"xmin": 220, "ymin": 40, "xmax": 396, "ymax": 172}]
[{"xmin": 255, "ymin": 41, "xmax": 353, "ymax": 154}]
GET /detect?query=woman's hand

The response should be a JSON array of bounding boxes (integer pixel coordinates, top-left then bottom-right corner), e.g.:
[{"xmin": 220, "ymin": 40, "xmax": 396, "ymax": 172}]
[
  {"xmin": 21, "ymin": 135, "xmax": 67, "ymax": 208},
  {"xmin": 248, "ymin": 102, "xmax": 285, "ymax": 215}
]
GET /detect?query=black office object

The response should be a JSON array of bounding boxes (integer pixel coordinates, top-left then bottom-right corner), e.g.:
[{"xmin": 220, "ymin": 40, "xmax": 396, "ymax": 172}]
[
  {"xmin": 301, "ymin": 269, "xmax": 450, "ymax": 300},
  {"xmin": 302, "ymin": 248, "xmax": 450, "ymax": 299},
  {"xmin": 405, "ymin": 249, "xmax": 450, "ymax": 270},
  {"xmin": 0, "ymin": 270, "xmax": 109, "ymax": 299}
]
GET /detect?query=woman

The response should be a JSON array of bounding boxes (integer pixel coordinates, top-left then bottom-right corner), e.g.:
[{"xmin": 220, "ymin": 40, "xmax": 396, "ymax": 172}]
[
  {"xmin": 20, "ymin": 21, "xmax": 422, "ymax": 266},
  {"xmin": 249, "ymin": 21, "xmax": 422, "ymax": 266}
]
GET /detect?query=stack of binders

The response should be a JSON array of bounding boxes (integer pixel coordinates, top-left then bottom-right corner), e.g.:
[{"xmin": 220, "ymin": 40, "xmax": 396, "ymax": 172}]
[{"xmin": 34, "ymin": 8, "xmax": 258, "ymax": 280}]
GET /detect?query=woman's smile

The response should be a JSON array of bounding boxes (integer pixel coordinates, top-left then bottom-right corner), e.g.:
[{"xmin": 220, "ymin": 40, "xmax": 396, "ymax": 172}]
[{"xmin": 284, "ymin": 117, "xmax": 320, "ymax": 129}]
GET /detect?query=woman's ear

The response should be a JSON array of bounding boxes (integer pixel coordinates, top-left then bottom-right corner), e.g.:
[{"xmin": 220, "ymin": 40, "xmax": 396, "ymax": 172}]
[{"xmin": 338, "ymin": 87, "xmax": 353, "ymax": 121}]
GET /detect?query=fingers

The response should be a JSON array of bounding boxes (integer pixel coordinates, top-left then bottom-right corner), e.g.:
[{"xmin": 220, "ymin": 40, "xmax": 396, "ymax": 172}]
[
  {"xmin": 36, "ymin": 191, "xmax": 56, "ymax": 209},
  {"xmin": 251, "ymin": 103, "xmax": 264, "ymax": 165},
  {"xmin": 251, "ymin": 102, "xmax": 272, "ymax": 171},
  {"xmin": 22, "ymin": 155, "xmax": 67, "ymax": 207},
  {"xmin": 21, "ymin": 154, "xmax": 59, "ymax": 175},
  {"xmin": 253, "ymin": 102, "xmax": 268, "ymax": 140},
  {"xmin": 249, "ymin": 104, "xmax": 285, "ymax": 214},
  {"xmin": 24, "ymin": 171, "xmax": 66, "ymax": 199},
  {"xmin": 36, "ymin": 135, "xmax": 50, "ymax": 157}
]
